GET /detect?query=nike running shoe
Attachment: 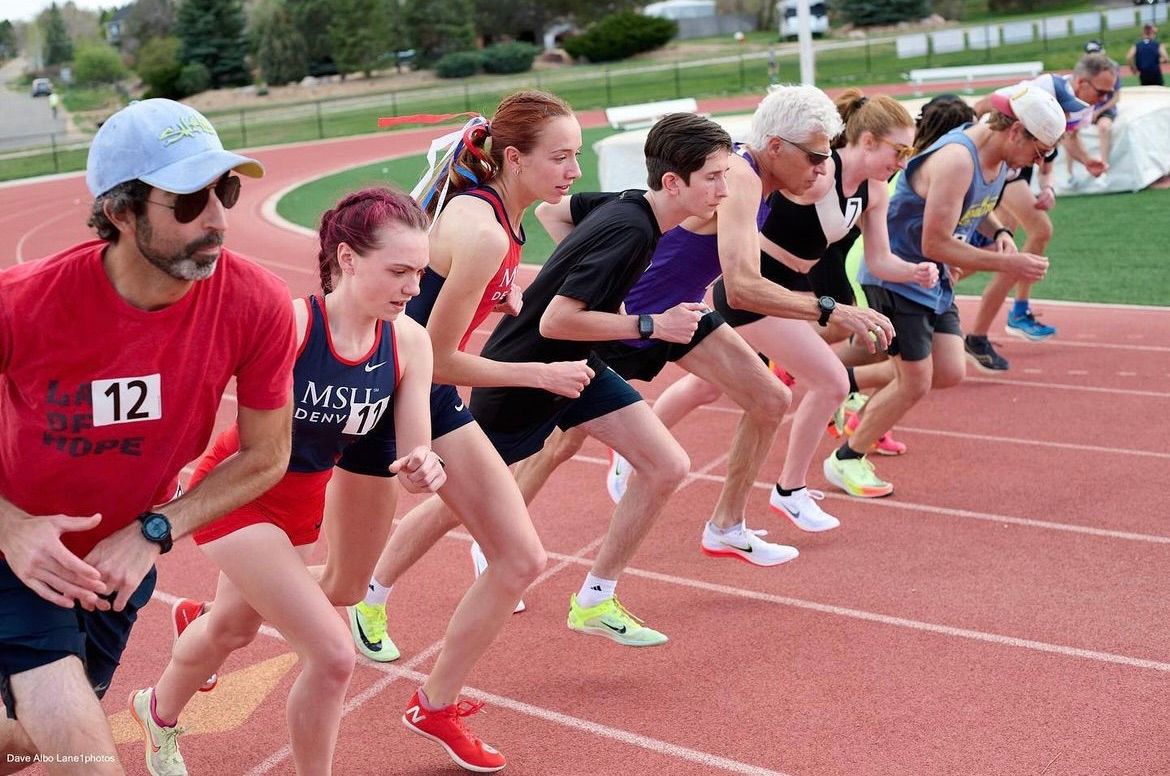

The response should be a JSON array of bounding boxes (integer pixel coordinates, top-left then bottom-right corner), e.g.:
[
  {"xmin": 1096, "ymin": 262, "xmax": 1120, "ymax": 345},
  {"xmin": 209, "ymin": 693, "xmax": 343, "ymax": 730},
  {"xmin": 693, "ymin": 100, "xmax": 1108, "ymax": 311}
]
[
  {"xmin": 823, "ymin": 452, "xmax": 894, "ymax": 498},
  {"xmin": 700, "ymin": 521, "xmax": 801, "ymax": 565},
  {"xmin": 768, "ymin": 359, "xmax": 796, "ymax": 387},
  {"xmin": 872, "ymin": 432, "xmax": 907, "ymax": 456},
  {"xmin": 840, "ymin": 413, "xmax": 908, "ymax": 456},
  {"xmin": 769, "ymin": 487, "xmax": 840, "ymax": 532},
  {"xmin": 129, "ymin": 688, "xmax": 188, "ymax": 776},
  {"xmin": 347, "ymin": 600, "xmax": 401, "ymax": 662},
  {"xmin": 470, "ymin": 541, "xmax": 525, "ymax": 613},
  {"xmin": 827, "ymin": 392, "xmax": 868, "ymax": 438},
  {"xmin": 964, "ymin": 334, "xmax": 1009, "ymax": 372},
  {"xmin": 171, "ymin": 599, "xmax": 216, "ymax": 692},
  {"xmin": 1005, "ymin": 310, "xmax": 1056, "ymax": 342},
  {"xmin": 402, "ymin": 689, "xmax": 506, "ymax": 773},
  {"xmin": 606, "ymin": 449, "xmax": 632, "ymax": 504},
  {"xmin": 566, "ymin": 594, "xmax": 668, "ymax": 647}
]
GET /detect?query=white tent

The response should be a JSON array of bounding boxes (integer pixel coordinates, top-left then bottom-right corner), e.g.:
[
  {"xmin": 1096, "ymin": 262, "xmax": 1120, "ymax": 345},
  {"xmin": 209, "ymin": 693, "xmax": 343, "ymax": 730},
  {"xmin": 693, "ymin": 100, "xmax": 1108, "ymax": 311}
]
[{"xmin": 643, "ymin": 0, "xmax": 717, "ymax": 20}]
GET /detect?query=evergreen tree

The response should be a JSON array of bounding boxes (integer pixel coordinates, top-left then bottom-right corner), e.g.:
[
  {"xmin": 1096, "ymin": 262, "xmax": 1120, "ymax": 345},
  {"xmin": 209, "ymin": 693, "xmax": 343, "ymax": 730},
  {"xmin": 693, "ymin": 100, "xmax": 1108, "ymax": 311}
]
[
  {"xmin": 404, "ymin": 0, "xmax": 474, "ymax": 66},
  {"xmin": 176, "ymin": 0, "xmax": 251, "ymax": 87},
  {"xmin": 327, "ymin": 0, "xmax": 394, "ymax": 78},
  {"xmin": 42, "ymin": 3, "xmax": 73, "ymax": 66},
  {"xmin": 0, "ymin": 20, "xmax": 17, "ymax": 59},
  {"xmin": 252, "ymin": 0, "xmax": 307, "ymax": 84},
  {"xmin": 287, "ymin": 0, "xmax": 332, "ymax": 70}
]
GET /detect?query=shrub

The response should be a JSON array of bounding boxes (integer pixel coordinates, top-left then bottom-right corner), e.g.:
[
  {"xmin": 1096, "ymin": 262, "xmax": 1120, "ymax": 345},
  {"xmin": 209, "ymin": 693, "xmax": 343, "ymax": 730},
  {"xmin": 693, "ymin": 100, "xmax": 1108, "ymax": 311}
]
[
  {"xmin": 481, "ymin": 41, "xmax": 539, "ymax": 74},
  {"xmin": 562, "ymin": 12, "xmax": 677, "ymax": 63},
  {"xmin": 435, "ymin": 50, "xmax": 481, "ymax": 78},
  {"xmin": 836, "ymin": 0, "xmax": 929, "ymax": 27},
  {"xmin": 74, "ymin": 43, "xmax": 129, "ymax": 85},
  {"xmin": 136, "ymin": 36, "xmax": 183, "ymax": 98},
  {"xmin": 175, "ymin": 62, "xmax": 211, "ymax": 95}
]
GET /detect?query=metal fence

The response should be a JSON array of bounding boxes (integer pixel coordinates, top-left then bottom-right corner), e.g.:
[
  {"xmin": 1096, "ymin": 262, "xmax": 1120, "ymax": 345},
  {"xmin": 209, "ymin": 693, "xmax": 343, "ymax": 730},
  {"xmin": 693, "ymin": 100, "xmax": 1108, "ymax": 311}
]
[{"xmin": 1, "ymin": 8, "xmax": 1160, "ymax": 180}]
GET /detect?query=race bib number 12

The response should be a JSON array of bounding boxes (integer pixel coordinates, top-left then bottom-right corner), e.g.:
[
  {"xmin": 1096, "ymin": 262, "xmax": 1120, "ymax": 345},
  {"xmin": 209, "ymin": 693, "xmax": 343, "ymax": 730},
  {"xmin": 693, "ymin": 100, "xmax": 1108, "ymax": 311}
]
[{"xmin": 91, "ymin": 374, "xmax": 162, "ymax": 427}]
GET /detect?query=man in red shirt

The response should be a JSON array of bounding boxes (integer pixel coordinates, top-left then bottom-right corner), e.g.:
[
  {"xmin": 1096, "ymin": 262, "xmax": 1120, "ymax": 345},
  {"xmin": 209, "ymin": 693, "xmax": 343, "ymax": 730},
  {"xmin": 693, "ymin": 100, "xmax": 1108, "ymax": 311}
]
[{"xmin": 0, "ymin": 99, "xmax": 296, "ymax": 774}]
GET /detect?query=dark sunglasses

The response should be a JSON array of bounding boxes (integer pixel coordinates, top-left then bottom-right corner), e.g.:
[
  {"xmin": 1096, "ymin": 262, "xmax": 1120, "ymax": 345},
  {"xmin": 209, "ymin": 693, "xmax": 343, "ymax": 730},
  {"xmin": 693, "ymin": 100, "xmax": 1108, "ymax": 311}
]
[
  {"xmin": 775, "ymin": 135, "xmax": 832, "ymax": 166},
  {"xmin": 149, "ymin": 174, "xmax": 241, "ymax": 223}
]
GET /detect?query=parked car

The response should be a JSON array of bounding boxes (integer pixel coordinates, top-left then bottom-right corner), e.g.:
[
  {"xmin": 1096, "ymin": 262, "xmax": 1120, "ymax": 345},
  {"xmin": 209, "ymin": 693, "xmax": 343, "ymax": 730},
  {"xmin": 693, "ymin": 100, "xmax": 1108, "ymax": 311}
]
[
  {"xmin": 778, "ymin": 0, "xmax": 828, "ymax": 40},
  {"xmin": 31, "ymin": 78, "xmax": 53, "ymax": 97},
  {"xmin": 1132, "ymin": 0, "xmax": 1164, "ymax": 6}
]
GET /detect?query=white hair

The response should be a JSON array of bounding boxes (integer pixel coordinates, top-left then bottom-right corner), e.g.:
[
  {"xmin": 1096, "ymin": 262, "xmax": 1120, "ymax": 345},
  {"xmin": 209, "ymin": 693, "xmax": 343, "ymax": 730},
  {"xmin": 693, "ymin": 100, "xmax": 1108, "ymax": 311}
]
[{"xmin": 748, "ymin": 84, "xmax": 844, "ymax": 148}]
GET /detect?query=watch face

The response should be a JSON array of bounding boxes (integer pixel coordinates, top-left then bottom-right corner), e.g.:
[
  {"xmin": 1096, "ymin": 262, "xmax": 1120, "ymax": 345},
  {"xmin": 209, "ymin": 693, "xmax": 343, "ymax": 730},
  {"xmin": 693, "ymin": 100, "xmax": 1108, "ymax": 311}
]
[{"xmin": 142, "ymin": 514, "xmax": 169, "ymax": 540}]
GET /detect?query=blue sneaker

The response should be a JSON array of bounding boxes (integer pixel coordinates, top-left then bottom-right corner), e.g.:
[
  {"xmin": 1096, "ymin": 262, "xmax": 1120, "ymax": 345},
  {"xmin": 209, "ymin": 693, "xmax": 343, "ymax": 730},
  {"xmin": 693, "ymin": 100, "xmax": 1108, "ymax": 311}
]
[{"xmin": 1006, "ymin": 310, "xmax": 1056, "ymax": 342}]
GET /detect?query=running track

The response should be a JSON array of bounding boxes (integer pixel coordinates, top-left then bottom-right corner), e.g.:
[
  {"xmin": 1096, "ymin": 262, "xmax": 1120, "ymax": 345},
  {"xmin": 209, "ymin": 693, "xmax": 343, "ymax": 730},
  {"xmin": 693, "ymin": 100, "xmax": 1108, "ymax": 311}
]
[{"xmin": 3, "ymin": 90, "xmax": 1169, "ymax": 775}]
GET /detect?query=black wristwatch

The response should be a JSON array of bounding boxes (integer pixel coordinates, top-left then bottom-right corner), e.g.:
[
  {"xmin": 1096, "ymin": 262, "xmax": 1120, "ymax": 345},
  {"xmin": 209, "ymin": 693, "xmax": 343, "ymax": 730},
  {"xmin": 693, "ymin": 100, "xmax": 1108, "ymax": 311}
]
[
  {"xmin": 637, "ymin": 314, "xmax": 655, "ymax": 340},
  {"xmin": 137, "ymin": 511, "xmax": 173, "ymax": 554},
  {"xmin": 816, "ymin": 296, "xmax": 836, "ymax": 327}
]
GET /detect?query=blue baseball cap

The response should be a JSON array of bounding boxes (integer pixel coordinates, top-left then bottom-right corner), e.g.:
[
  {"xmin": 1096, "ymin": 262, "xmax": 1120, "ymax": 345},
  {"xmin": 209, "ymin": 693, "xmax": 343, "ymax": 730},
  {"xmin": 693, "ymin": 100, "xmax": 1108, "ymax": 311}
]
[{"xmin": 86, "ymin": 99, "xmax": 264, "ymax": 198}]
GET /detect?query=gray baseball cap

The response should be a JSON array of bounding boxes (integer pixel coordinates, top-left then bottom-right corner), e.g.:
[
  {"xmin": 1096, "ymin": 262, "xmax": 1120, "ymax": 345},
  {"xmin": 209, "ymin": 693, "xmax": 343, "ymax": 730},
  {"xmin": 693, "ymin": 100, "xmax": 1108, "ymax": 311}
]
[{"xmin": 86, "ymin": 98, "xmax": 264, "ymax": 197}]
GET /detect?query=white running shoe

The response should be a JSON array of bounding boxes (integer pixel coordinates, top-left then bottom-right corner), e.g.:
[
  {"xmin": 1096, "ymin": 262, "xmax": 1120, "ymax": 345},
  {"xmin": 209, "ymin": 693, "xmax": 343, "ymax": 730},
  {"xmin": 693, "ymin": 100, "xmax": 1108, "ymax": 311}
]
[
  {"xmin": 606, "ymin": 449, "xmax": 632, "ymax": 504},
  {"xmin": 128, "ymin": 688, "xmax": 187, "ymax": 776},
  {"xmin": 470, "ymin": 541, "xmax": 525, "ymax": 613},
  {"xmin": 700, "ymin": 522, "xmax": 799, "ymax": 567},
  {"xmin": 769, "ymin": 487, "xmax": 840, "ymax": 532}
]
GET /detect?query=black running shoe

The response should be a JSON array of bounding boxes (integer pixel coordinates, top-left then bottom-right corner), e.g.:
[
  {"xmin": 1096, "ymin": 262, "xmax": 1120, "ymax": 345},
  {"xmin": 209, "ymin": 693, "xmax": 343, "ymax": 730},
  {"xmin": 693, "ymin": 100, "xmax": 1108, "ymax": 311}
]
[{"xmin": 964, "ymin": 334, "xmax": 1009, "ymax": 372}]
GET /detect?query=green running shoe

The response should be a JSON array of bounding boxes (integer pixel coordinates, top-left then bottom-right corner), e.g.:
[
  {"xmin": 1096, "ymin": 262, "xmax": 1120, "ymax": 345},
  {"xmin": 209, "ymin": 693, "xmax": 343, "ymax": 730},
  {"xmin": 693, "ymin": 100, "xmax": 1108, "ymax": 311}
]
[
  {"xmin": 348, "ymin": 600, "xmax": 400, "ymax": 662},
  {"xmin": 567, "ymin": 594, "xmax": 668, "ymax": 647}
]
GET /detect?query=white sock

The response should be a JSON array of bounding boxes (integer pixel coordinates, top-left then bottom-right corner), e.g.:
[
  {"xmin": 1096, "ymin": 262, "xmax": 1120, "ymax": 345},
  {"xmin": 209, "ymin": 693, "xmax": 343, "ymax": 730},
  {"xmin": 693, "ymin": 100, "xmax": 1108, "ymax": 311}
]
[
  {"xmin": 576, "ymin": 574, "xmax": 616, "ymax": 608},
  {"xmin": 364, "ymin": 579, "xmax": 392, "ymax": 606}
]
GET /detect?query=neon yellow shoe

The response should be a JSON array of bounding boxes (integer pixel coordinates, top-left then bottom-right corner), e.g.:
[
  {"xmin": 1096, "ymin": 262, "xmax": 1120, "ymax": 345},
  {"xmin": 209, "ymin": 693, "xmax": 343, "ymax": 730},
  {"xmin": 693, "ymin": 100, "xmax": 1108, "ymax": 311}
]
[
  {"xmin": 347, "ymin": 601, "xmax": 400, "ymax": 662},
  {"xmin": 823, "ymin": 451, "xmax": 894, "ymax": 498},
  {"xmin": 567, "ymin": 594, "xmax": 668, "ymax": 647},
  {"xmin": 828, "ymin": 392, "xmax": 868, "ymax": 439}
]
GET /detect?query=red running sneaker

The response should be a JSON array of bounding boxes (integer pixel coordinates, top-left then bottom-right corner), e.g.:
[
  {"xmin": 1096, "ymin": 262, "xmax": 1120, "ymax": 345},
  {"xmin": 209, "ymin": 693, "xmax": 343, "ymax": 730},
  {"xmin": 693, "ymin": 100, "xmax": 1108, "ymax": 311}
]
[
  {"xmin": 171, "ymin": 598, "xmax": 218, "ymax": 692},
  {"xmin": 402, "ymin": 689, "xmax": 506, "ymax": 772},
  {"xmin": 768, "ymin": 359, "xmax": 796, "ymax": 387}
]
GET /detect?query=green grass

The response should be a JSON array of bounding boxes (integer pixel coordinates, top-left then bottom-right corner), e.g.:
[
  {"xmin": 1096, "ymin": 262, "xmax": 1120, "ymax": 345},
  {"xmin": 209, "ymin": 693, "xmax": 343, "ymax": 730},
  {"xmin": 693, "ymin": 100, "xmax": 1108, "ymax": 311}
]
[
  {"xmin": 3, "ymin": 13, "xmax": 1154, "ymax": 183},
  {"xmin": 60, "ymin": 84, "xmax": 120, "ymax": 113},
  {"xmin": 278, "ymin": 131, "xmax": 1170, "ymax": 306},
  {"xmin": 276, "ymin": 124, "xmax": 618, "ymax": 263}
]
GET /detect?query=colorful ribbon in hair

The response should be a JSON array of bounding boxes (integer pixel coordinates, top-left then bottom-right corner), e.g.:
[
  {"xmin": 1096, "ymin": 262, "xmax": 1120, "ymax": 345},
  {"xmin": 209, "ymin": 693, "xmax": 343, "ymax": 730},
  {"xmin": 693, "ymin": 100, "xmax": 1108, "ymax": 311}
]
[{"xmin": 377, "ymin": 112, "xmax": 493, "ymax": 223}]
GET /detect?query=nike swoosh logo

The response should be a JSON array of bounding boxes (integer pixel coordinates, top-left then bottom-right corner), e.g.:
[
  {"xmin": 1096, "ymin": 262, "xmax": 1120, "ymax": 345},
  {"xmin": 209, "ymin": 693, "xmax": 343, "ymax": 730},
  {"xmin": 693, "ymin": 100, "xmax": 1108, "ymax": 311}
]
[
  {"xmin": 454, "ymin": 401, "xmax": 465, "ymax": 411},
  {"xmin": 789, "ymin": 508, "xmax": 801, "ymax": 518},
  {"xmin": 602, "ymin": 621, "xmax": 627, "ymax": 634},
  {"xmin": 355, "ymin": 619, "xmax": 379, "ymax": 650},
  {"xmin": 726, "ymin": 542, "xmax": 753, "ymax": 553},
  {"xmin": 365, "ymin": 361, "xmax": 386, "ymax": 372}
]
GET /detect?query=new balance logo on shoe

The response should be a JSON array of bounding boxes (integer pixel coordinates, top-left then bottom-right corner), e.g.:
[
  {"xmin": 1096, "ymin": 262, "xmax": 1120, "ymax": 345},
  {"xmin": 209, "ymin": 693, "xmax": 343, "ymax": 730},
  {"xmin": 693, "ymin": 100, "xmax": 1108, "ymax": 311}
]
[
  {"xmin": 405, "ymin": 705, "xmax": 425, "ymax": 724},
  {"xmin": 602, "ymin": 621, "xmax": 627, "ymax": 634}
]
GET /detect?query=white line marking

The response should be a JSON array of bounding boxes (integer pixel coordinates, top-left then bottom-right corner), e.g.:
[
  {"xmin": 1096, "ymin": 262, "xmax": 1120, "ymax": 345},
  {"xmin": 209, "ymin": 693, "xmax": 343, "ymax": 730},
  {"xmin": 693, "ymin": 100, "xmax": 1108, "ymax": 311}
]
[
  {"xmin": 891, "ymin": 426, "xmax": 1170, "ymax": 460},
  {"xmin": 1118, "ymin": 371, "xmax": 1138, "ymax": 377},
  {"xmin": 1067, "ymin": 369, "xmax": 1089, "ymax": 376},
  {"xmin": 568, "ymin": 454, "xmax": 1170, "ymax": 544},
  {"xmin": 966, "ymin": 376, "xmax": 1170, "ymax": 399},
  {"xmin": 1050, "ymin": 340, "xmax": 1170, "ymax": 353}
]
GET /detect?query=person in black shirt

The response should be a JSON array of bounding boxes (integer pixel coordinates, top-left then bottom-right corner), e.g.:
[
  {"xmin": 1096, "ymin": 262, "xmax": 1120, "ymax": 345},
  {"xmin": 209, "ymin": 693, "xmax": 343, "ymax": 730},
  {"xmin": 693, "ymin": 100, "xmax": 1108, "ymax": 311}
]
[{"xmin": 470, "ymin": 112, "xmax": 732, "ymax": 647}]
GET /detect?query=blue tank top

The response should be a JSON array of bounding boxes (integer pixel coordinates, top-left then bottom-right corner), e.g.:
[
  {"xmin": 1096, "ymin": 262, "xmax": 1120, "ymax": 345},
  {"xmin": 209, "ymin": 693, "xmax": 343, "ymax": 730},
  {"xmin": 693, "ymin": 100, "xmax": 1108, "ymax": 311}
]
[
  {"xmin": 621, "ymin": 145, "xmax": 770, "ymax": 345},
  {"xmin": 290, "ymin": 295, "xmax": 399, "ymax": 472},
  {"xmin": 1136, "ymin": 38, "xmax": 1161, "ymax": 72},
  {"xmin": 860, "ymin": 125, "xmax": 1006, "ymax": 313}
]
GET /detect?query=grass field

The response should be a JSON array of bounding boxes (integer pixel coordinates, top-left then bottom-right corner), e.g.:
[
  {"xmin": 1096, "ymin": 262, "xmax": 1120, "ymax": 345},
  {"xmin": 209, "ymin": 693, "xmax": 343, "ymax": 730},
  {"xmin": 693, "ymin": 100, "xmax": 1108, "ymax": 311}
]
[
  {"xmin": 276, "ymin": 129, "xmax": 1170, "ymax": 306},
  {"xmin": 2, "ymin": 15, "xmax": 1157, "ymax": 181}
]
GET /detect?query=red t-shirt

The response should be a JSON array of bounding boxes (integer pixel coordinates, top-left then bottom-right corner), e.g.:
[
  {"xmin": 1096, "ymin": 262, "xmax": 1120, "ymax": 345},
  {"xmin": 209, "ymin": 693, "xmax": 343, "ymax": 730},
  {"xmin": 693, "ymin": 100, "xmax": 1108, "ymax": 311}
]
[{"xmin": 0, "ymin": 240, "xmax": 295, "ymax": 558}]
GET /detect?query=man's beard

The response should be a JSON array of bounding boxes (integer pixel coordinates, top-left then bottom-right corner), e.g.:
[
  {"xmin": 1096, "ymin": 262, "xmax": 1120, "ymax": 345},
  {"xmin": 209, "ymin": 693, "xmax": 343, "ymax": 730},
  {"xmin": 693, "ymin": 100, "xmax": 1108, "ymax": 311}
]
[{"xmin": 135, "ymin": 216, "xmax": 223, "ymax": 281}]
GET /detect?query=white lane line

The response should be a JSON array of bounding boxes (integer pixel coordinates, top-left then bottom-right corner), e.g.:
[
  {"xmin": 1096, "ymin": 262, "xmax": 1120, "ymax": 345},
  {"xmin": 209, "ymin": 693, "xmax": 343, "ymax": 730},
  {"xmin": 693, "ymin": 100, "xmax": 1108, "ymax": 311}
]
[
  {"xmin": 965, "ymin": 376, "xmax": 1170, "ymax": 399},
  {"xmin": 1067, "ymin": 370, "xmax": 1089, "ymax": 376},
  {"xmin": 1050, "ymin": 340, "xmax": 1170, "ymax": 353},
  {"xmin": 568, "ymin": 454, "xmax": 1170, "ymax": 545},
  {"xmin": 892, "ymin": 426, "xmax": 1170, "ymax": 460}
]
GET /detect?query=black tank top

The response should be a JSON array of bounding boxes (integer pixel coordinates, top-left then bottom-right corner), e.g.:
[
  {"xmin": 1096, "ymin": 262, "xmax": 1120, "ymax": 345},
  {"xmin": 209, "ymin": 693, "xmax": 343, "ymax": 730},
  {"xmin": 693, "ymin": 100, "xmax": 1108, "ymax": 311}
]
[{"xmin": 760, "ymin": 150, "xmax": 869, "ymax": 262}]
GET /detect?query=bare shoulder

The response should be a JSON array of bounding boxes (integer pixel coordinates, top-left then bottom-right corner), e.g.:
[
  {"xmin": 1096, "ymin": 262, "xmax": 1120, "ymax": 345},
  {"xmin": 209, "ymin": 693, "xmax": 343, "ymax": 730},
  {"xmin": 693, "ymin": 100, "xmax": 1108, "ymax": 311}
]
[
  {"xmin": 292, "ymin": 297, "xmax": 310, "ymax": 350},
  {"xmin": 392, "ymin": 313, "xmax": 430, "ymax": 357},
  {"xmin": 434, "ymin": 195, "xmax": 510, "ymax": 254}
]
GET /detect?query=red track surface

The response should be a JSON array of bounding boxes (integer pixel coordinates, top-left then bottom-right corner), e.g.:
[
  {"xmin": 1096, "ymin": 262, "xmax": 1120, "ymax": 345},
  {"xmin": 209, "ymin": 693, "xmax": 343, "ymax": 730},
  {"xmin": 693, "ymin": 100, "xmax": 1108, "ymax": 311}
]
[{"xmin": 3, "ymin": 89, "xmax": 1168, "ymax": 776}]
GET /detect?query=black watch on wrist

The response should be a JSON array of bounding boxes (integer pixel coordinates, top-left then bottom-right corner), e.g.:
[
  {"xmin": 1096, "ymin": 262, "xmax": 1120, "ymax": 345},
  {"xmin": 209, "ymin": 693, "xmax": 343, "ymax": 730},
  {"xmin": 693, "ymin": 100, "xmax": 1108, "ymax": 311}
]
[
  {"xmin": 816, "ymin": 296, "xmax": 836, "ymax": 327},
  {"xmin": 637, "ymin": 314, "xmax": 654, "ymax": 340},
  {"xmin": 137, "ymin": 511, "xmax": 173, "ymax": 554}
]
